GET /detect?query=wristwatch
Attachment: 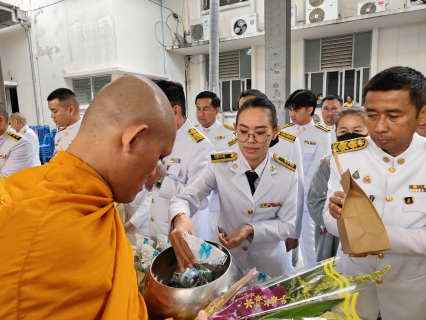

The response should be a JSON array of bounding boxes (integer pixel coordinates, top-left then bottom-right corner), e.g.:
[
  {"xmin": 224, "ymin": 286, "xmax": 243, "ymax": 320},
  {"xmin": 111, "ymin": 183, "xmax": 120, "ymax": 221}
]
[{"xmin": 155, "ymin": 176, "xmax": 165, "ymax": 189}]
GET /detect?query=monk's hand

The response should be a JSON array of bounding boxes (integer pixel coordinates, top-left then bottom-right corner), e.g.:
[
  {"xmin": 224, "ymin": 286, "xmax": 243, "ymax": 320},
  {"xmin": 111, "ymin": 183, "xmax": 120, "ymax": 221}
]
[
  {"xmin": 123, "ymin": 221, "xmax": 134, "ymax": 232},
  {"xmin": 329, "ymin": 191, "xmax": 346, "ymax": 220},
  {"xmin": 170, "ymin": 213, "xmax": 196, "ymax": 272},
  {"xmin": 285, "ymin": 238, "xmax": 299, "ymax": 252},
  {"xmin": 219, "ymin": 224, "xmax": 253, "ymax": 250}
]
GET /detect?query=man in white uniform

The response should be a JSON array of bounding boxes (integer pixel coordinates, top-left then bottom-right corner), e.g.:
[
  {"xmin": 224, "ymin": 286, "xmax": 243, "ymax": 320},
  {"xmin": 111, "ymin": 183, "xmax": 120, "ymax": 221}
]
[
  {"xmin": 236, "ymin": 89, "xmax": 304, "ymax": 273},
  {"xmin": 126, "ymin": 81, "xmax": 215, "ymax": 241},
  {"xmin": 195, "ymin": 91, "xmax": 235, "ymax": 232},
  {"xmin": 282, "ymin": 89, "xmax": 331, "ymax": 267},
  {"xmin": 319, "ymin": 94, "xmax": 343, "ymax": 143},
  {"xmin": 325, "ymin": 66, "xmax": 426, "ymax": 320},
  {"xmin": 0, "ymin": 103, "xmax": 33, "ymax": 176},
  {"xmin": 9, "ymin": 112, "xmax": 41, "ymax": 166},
  {"xmin": 47, "ymin": 88, "xmax": 82, "ymax": 155}
]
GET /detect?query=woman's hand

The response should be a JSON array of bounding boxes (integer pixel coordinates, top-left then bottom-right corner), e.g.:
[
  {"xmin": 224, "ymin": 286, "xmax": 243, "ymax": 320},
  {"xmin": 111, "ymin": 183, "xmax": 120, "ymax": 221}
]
[{"xmin": 169, "ymin": 214, "xmax": 196, "ymax": 272}]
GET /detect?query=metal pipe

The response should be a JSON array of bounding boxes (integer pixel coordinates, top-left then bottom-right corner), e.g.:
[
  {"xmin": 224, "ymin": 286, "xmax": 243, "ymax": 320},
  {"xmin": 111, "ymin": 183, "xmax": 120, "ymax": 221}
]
[
  {"xmin": 160, "ymin": 0, "xmax": 167, "ymax": 75},
  {"xmin": 209, "ymin": 0, "xmax": 219, "ymax": 94},
  {"xmin": 20, "ymin": 19, "xmax": 41, "ymax": 125},
  {"xmin": 0, "ymin": 56, "xmax": 6, "ymax": 105}
]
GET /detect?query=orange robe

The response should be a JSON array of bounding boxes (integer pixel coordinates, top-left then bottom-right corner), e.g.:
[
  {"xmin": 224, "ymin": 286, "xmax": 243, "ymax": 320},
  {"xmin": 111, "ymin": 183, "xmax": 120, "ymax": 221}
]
[{"xmin": 0, "ymin": 152, "xmax": 147, "ymax": 319}]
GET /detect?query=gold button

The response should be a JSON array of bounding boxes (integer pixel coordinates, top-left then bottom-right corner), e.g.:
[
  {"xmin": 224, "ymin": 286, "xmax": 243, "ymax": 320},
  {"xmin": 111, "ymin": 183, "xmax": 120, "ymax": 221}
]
[
  {"xmin": 378, "ymin": 253, "xmax": 384, "ymax": 259},
  {"xmin": 389, "ymin": 167, "xmax": 396, "ymax": 173},
  {"xmin": 383, "ymin": 156, "xmax": 390, "ymax": 163},
  {"xmin": 242, "ymin": 245, "xmax": 248, "ymax": 251},
  {"xmin": 64, "ymin": 132, "xmax": 68, "ymax": 136},
  {"xmin": 152, "ymin": 198, "xmax": 155, "ymax": 203},
  {"xmin": 270, "ymin": 165, "xmax": 276, "ymax": 172},
  {"xmin": 376, "ymin": 279, "xmax": 383, "ymax": 285},
  {"xmin": 385, "ymin": 196, "xmax": 393, "ymax": 202},
  {"xmin": 232, "ymin": 164, "xmax": 238, "ymax": 169},
  {"xmin": 247, "ymin": 209, "xmax": 253, "ymax": 215},
  {"xmin": 150, "ymin": 217, "xmax": 154, "ymax": 222},
  {"xmin": 397, "ymin": 158, "xmax": 405, "ymax": 165}
]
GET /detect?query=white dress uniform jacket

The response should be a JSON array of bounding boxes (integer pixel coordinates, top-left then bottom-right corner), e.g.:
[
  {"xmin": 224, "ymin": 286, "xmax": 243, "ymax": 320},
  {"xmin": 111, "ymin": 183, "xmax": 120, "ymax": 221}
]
[
  {"xmin": 0, "ymin": 127, "xmax": 33, "ymax": 176},
  {"xmin": 319, "ymin": 122, "xmax": 337, "ymax": 142},
  {"xmin": 149, "ymin": 119, "xmax": 215, "ymax": 240},
  {"xmin": 282, "ymin": 120, "xmax": 331, "ymax": 267},
  {"xmin": 169, "ymin": 148, "xmax": 298, "ymax": 277},
  {"xmin": 323, "ymin": 135, "xmax": 426, "ymax": 320},
  {"xmin": 54, "ymin": 119, "xmax": 82, "ymax": 155},
  {"xmin": 19, "ymin": 125, "xmax": 41, "ymax": 166}
]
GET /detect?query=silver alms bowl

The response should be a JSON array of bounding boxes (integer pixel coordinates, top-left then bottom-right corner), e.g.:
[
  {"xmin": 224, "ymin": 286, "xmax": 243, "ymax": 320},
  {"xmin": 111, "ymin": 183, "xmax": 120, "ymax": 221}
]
[{"xmin": 143, "ymin": 241, "xmax": 243, "ymax": 320}]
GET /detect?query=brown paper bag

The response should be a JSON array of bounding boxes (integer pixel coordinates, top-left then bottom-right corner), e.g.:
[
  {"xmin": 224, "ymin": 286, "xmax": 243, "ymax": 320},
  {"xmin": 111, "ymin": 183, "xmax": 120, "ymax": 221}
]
[{"xmin": 332, "ymin": 150, "xmax": 392, "ymax": 254}]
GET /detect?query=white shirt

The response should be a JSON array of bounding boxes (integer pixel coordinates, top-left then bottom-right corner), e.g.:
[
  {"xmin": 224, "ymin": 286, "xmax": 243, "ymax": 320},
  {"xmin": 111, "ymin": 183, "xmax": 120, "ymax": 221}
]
[
  {"xmin": 319, "ymin": 122, "xmax": 337, "ymax": 143},
  {"xmin": 19, "ymin": 125, "xmax": 41, "ymax": 166},
  {"xmin": 0, "ymin": 127, "xmax": 33, "ymax": 176},
  {"xmin": 196, "ymin": 120, "xmax": 235, "ymax": 151},
  {"xmin": 324, "ymin": 134, "xmax": 426, "ymax": 320},
  {"xmin": 169, "ymin": 147, "xmax": 298, "ymax": 277},
  {"xmin": 54, "ymin": 119, "xmax": 82, "ymax": 155}
]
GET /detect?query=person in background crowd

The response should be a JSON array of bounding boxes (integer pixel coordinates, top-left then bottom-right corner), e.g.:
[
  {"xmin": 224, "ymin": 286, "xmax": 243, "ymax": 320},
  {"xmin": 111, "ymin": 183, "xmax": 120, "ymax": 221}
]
[
  {"xmin": 319, "ymin": 94, "xmax": 343, "ymax": 142},
  {"xmin": 47, "ymin": 88, "xmax": 81, "ymax": 155},
  {"xmin": 344, "ymin": 95, "xmax": 355, "ymax": 107},
  {"xmin": 170, "ymin": 97, "xmax": 298, "ymax": 277},
  {"xmin": 0, "ymin": 103, "xmax": 33, "ymax": 176},
  {"xmin": 416, "ymin": 122, "xmax": 426, "ymax": 137},
  {"xmin": 0, "ymin": 75, "xmax": 178, "ymax": 319},
  {"xmin": 308, "ymin": 107, "xmax": 368, "ymax": 262},
  {"xmin": 282, "ymin": 89, "xmax": 331, "ymax": 267},
  {"xmin": 325, "ymin": 66, "xmax": 426, "ymax": 319},
  {"xmin": 126, "ymin": 81, "xmax": 215, "ymax": 241},
  {"xmin": 9, "ymin": 112, "xmax": 41, "ymax": 167},
  {"xmin": 195, "ymin": 91, "xmax": 234, "ymax": 232},
  {"xmin": 236, "ymin": 89, "xmax": 304, "ymax": 273},
  {"xmin": 316, "ymin": 93, "xmax": 323, "ymax": 108}
]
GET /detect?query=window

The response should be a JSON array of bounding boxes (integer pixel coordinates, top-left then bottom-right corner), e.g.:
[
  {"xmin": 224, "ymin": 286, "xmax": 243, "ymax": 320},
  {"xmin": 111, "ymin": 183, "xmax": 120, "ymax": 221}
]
[
  {"xmin": 72, "ymin": 75, "xmax": 112, "ymax": 105},
  {"xmin": 202, "ymin": 0, "xmax": 249, "ymax": 10},
  {"xmin": 206, "ymin": 49, "xmax": 251, "ymax": 112}
]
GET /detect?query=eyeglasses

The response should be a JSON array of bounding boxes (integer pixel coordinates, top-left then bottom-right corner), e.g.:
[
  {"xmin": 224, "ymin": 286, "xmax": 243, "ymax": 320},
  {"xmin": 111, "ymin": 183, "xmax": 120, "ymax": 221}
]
[{"xmin": 235, "ymin": 130, "xmax": 272, "ymax": 143}]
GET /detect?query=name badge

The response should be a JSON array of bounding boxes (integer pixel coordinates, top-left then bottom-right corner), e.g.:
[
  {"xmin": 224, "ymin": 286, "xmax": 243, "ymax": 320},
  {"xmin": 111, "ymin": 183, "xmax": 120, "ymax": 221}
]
[
  {"xmin": 260, "ymin": 202, "xmax": 283, "ymax": 208},
  {"xmin": 170, "ymin": 158, "xmax": 181, "ymax": 163},
  {"xmin": 215, "ymin": 136, "xmax": 226, "ymax": 140},
  {"xmin": 304, "ymin": 140, "xmax": 316, "ymax": 145},
  {"xmin": 409, "ymin": 185, "xmax": 426, "ymax": 192}
]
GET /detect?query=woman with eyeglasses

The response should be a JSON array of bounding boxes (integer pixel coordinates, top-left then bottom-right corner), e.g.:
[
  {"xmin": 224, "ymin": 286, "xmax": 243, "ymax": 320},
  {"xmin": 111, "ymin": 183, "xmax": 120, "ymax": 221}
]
[{"xmin": 168, "ymin": 97, "xmax": 298, "ymax": 277}]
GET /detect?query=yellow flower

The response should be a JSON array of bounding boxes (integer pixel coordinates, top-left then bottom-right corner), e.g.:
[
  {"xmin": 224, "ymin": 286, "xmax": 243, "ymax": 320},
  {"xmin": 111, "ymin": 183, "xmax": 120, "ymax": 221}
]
[
  {"xmin": 254, "ymin": 295, "xmax": 262, "ymax": 303},
  {"xmin": 270, "ymin": 296, "xmax": 278, "ymax": 306},
  {"xmin": 244, "ymin": 298, "xmax": 254, "ymax": 309},
  {"xmin": 264, "ymin": 299, "xmax": 271, "ymax": 307},
  {"xmin": 254, "ymin": 303, "xmax": 260, "ymax": 308},
  {"xmin": 280, "ymin": 295, "xmax": 287, "ymax": 304}
]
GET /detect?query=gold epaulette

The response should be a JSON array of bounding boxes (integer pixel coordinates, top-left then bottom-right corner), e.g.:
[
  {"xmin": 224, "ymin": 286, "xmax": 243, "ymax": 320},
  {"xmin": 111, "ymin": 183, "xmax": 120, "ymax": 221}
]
[
  {"xmin": 211, "ymin": 151, "xmax": 238, "ymax": 163},
  {"xmin": 188, "ymin": 128, "xmax": 205, "ymax": 143},
  {"xmin": 228, "ymin": 137, "xmax": 238, "ymax": 146},
  {"xmin": 222, "ymin": 122, "xmax": 234, "ymax": 131},
  {"xmin": 6, "ymin": 132, "xmax": 22, "ymax": 142},
  {"xmin": 278, "ymin": 131, "xmax": 296, "ymax": 143},
  {"xmin": 273, "ymin": 153, "xmax": 296, "ymax": 172},
  {"xmin": 315, "ymin": 123, "xmax": 330, "ymax": 132},
  {"xmin": 332, "ymin": 137, "xmax": 368, "ymax": 154},
  {"xmin": 282, "ymin": 123, "xmax": 294, "ymax": 129}
]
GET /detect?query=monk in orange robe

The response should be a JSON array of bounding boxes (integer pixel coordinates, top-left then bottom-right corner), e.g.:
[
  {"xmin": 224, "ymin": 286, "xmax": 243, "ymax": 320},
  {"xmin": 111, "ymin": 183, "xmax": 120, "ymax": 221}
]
[{"xmin": 0, "ymin": 76, "xmax": 176, "ymax": 319}]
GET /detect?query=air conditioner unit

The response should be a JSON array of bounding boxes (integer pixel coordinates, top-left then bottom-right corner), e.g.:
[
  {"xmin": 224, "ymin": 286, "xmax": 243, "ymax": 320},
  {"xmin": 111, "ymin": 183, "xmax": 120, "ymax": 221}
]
[
  {"xmin": 407, "ymin": 0, "xmax": 426, "ymax": 7},
  {"xmin": 190, "ymin": 17, "xmax": 210, "ymax": 42},
  {"xmin": 358, "ymin": 0, "xmax": 386, "ymax": 15},
  {"xmin": 291, "ymin": 5, "xmax": 297, "ymax": 27},
  {"xmin": 306, "ymin": 0, "xmax": 338, "ymax": 24},
  {"xmin": 231, "ymin": 13, "xmax": 258, "ymax": 37}
]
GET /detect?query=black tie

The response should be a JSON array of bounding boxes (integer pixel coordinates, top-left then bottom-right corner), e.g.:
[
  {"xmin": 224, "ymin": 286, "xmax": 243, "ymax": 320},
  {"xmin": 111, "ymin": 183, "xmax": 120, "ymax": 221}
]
[{"xmin": 245, "ymin": 171, "xmax": 258, "ymax": 195}]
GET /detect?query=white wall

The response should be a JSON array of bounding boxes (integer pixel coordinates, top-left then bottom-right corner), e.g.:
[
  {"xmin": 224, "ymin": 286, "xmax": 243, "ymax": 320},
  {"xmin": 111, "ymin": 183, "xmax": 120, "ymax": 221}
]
[{"xmin": 377, "ymin": 21, "xmax": 426, "ymax": 74}]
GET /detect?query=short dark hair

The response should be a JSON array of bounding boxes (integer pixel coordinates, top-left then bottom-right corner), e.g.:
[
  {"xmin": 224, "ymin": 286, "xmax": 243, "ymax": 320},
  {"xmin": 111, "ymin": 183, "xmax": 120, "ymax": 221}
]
[
  {"xmin": 47, "ymin": 88, "xmax": 79, "ymax": 111},
  {"xmin": 236, "ymin": 89, "xmax": 268, "ymax": 110},
  {"xmin": 195, "ymin": 91, "xmax": 220, "ymax": 109},
  {"xmin": 362, "ymin": 66, "xmax": 426, "ymax": 116},
  {"xmin": 284, "ymin": 89, "xmax": 316, "ymax": 116},
  {"xmin": 0, "ymin": 102, "xmax": 8, "ymax": 123},
  {"xmin": 323, "ymin": 94, "xmax": 343, "ymax": 107},
  {"xmin": 156, "ymin": 80, "xmax": 186, "ymax": 117},
  {"xmin": 347, "ymin": 95, "xmax": 353, "ymax": 100},
  {"xmin": 236, "ymin": 97, "xmax": 278, "ymax": 128},
  {"xmin": 335, "ymin": 107, "xmax": 366, "ymax": 128}
]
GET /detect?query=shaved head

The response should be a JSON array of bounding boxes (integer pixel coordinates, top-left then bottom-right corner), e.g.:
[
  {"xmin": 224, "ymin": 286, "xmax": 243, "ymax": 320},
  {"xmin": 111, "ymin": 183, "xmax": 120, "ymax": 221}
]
[
  {"xmin": 67, "ymin": 75, "xmax": 176, "ymax": 203},
  {"xmin": 10, "ymin": 112, "xmax": 27, "ymax": 124}
]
